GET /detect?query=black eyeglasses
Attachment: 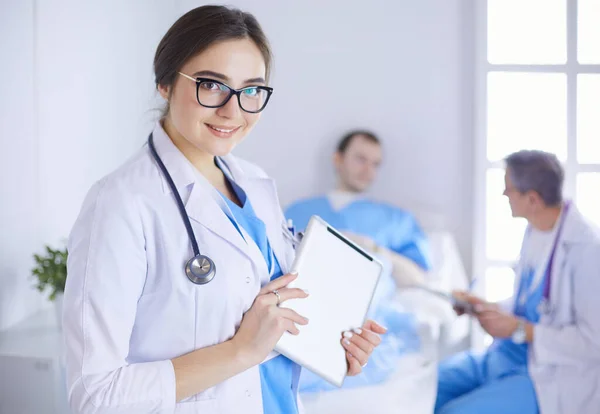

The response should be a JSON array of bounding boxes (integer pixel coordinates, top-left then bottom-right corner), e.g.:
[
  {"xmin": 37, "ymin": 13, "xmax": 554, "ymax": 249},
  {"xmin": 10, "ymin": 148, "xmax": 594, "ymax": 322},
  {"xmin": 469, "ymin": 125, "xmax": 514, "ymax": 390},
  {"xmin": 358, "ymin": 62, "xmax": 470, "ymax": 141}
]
[{"xmin": 178, "ymin": 72, "xmax": 273, "ymax": 114}]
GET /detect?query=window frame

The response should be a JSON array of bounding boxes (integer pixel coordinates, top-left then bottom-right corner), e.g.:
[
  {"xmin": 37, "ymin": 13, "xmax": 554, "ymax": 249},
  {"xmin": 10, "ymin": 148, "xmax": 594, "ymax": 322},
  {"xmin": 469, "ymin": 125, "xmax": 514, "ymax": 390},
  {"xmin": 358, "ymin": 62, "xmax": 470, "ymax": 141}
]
[{"xmin": 472, "ymin": 0, "xmax": 600, "ymax": 350}]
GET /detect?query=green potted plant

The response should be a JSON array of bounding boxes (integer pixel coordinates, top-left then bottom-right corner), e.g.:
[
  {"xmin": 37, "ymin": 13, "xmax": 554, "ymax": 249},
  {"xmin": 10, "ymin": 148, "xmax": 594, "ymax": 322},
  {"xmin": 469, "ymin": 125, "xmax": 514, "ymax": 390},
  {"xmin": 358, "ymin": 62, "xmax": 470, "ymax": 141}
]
[{"xmin": 32, "ymin": 245, "xmax": 67, "ymax": 328}]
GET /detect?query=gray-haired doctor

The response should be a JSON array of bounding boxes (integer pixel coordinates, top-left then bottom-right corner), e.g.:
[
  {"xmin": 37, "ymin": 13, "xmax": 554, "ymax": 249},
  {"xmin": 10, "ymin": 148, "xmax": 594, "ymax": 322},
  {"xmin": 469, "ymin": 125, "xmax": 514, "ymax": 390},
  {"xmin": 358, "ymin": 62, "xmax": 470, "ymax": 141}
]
[{"xmin": 436, "ymin": 150, "xmax": 600, "ymax": 414}]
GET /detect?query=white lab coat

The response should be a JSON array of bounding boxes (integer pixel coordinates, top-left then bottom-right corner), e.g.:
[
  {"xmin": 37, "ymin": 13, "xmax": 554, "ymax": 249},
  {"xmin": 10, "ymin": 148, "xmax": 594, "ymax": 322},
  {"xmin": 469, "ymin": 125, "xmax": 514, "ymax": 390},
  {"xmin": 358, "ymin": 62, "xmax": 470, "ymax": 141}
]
[
  {"xmin": 63, "ymin": 123, "xmax": 298, "ymax": 414},
  {"xmin": 507, "ymin": 205, "xmax": 600, "ymax": 414}
]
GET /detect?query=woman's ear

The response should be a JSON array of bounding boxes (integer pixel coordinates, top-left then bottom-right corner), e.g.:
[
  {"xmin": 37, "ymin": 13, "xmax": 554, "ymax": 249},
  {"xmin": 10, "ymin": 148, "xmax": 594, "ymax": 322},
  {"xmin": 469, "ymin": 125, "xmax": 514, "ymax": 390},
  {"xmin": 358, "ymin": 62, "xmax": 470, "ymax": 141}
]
[{"xmin": 158, "ymin": 83, "xmax": 170, "ymax": 101}]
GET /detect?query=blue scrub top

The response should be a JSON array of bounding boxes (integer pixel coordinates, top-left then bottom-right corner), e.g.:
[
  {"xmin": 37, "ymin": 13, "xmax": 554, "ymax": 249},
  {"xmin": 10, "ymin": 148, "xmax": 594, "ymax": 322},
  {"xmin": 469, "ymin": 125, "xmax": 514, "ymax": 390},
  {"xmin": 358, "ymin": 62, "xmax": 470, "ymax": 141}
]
[
  {"xmin": 490, "ymin": 266, "xmax": 546, "ymax": 367},
  {"xmin": 218, "ymin": 177, "xmax": 300, "ymax": 414}
]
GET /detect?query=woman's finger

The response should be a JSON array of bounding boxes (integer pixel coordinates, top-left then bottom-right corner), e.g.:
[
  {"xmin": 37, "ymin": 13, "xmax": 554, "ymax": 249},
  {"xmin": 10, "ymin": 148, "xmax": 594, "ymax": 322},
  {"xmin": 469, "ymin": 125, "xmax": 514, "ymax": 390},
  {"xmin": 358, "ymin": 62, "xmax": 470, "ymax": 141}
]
[
  {"xmin": 351, "ymin": 327, "xmax": 381, "ymax": 348},
  {"xmin": 345, "ymin": 330, "xmax": 376, "ymax": 355},
  {"xmin": 284, "ymin": 319, "xmax": 300, "ymax": 335},
  {"xmin": 256, "ymin": 287, "xmax": 309, "ymax": 309},
  {"xmin": 346, "ymin": 351, "xmax": 362, "ymax": 376},
  {"xmin": 258, "ymin": 273, "xmax": 298, "ymax": 295},
  {"xmin": 363, "ymin": 319, "xmax": 387, "ymax": 335},
  {"xmin": 276, "ymin": 307, "xmax": 309, "ymax": 325},
  {"xmin": 274, "ymin": 287, "xmax": 309, "ymax": 304},
  {"xmin": 341, "ymin": 336, "xmax": 368, "ymax": 367}
]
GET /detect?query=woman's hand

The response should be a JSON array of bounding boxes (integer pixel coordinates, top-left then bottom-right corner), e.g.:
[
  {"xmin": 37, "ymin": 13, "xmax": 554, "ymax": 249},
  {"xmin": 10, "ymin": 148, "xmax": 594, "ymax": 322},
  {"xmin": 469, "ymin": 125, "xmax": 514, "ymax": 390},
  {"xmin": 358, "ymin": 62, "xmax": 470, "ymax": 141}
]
[
  {"xmin": 231, "ymin": 273, "xmax": 309, "ymax": 366},
  {"xmin": 342, "ymin": 319, "xmax": 387, "ymax": 376}
]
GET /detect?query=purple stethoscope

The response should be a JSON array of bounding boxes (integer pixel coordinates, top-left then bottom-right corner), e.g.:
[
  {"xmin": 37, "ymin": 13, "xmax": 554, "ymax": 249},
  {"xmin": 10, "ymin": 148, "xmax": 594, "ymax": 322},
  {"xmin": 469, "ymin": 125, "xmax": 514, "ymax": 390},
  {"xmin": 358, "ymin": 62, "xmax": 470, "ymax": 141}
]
[{"xmin": 534, "ymin": 201, "xmax": 571, "ymax": 314}]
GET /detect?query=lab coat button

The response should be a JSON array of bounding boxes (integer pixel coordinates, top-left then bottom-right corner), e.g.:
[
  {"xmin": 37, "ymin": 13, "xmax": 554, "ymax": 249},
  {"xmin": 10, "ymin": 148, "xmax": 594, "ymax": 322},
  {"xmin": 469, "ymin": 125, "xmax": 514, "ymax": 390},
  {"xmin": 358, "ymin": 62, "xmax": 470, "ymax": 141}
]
[
  {"xmin": 245, "ymin": 276, "xmax": 251, "ymax": 284},
  {"xmin": 245, "ymin": 390, "xmax": 252, "ymax": 397}
]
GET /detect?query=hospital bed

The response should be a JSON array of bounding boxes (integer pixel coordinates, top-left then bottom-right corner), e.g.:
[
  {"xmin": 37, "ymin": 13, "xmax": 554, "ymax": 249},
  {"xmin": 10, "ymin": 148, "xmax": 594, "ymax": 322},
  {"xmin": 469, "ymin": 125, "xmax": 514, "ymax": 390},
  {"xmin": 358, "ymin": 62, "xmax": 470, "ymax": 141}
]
[{"xmin": 300, "ymin": 226, "xmax": 471, "ymax": 414}]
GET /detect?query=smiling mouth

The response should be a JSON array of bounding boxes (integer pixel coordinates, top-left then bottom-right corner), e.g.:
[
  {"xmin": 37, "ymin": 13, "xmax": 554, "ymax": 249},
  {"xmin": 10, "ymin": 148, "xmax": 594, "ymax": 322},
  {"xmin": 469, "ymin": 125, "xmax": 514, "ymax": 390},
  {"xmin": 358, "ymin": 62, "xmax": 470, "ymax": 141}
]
[{"xmin": 206, "ymin": 124, "xmax": 240, "ymax": 133}]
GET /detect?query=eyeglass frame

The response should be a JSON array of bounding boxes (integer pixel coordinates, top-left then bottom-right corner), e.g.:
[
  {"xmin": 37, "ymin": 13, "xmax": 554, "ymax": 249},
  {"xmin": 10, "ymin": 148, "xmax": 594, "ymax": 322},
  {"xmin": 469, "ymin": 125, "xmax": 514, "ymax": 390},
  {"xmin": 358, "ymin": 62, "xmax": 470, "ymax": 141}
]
[{"xmin": 178, "ymin": 72, "xmax": 274, "ymax": 114}]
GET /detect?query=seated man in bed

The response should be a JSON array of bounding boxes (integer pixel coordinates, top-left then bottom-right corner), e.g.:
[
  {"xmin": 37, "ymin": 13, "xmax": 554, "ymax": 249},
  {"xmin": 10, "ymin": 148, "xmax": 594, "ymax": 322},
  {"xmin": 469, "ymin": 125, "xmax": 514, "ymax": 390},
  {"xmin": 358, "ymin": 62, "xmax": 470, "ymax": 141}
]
[{"xmin": 285, "ymin": 129, "xmax": 432, "ymax": 391}]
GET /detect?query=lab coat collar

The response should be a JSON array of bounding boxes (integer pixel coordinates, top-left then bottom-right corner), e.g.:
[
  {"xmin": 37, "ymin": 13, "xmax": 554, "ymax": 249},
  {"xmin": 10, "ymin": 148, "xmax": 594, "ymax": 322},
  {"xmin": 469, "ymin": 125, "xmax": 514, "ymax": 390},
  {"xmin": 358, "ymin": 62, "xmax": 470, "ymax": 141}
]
[
  {"xmin": 149, "ymin": 121, "xmax": 195, "ymax": 195},
  {"xmin": 559, "ymin": 202, "xmax": 597, "ymax": 245},
  {"xmin": 147, "ymin": 122, "xmax": 286, "ymax": 279},
  {"xmin": 148, "ymin": 122, "xmax": 259, "ymax": 269},
  {"xmin": 511, "ymin": 201, "xmax": 598, "ymax": 301},
  {"xmin": 534, "ymin": 201, "xmax": 598, "ymax": 298},
  {"xmin": 526, "ymin": 201, "xmax": 594, "ymax": 247}
]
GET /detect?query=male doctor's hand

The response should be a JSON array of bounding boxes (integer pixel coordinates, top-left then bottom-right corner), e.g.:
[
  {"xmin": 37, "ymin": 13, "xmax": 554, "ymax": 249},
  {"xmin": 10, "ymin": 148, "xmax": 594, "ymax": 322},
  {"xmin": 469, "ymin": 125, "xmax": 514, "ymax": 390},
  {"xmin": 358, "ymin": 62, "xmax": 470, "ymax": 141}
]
[
  {"xmin": 475, "ymin": 304, "xmax": 519, "ymax": 338},
  {"xmin": 343, "ymin": 320, "xmax": 387, "ymax": 376},
  {"xmin": 451, "ymin": 291, "xmax": 488, "ymax": 316}
]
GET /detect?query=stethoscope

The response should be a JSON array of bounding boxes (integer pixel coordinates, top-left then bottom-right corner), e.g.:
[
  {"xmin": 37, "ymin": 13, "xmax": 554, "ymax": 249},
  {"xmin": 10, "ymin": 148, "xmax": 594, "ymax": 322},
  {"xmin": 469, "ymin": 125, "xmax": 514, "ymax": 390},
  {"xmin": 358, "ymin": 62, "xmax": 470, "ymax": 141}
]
[
  {"xmin": 148, "ymin": 133, "xmax": 304, "ymax": 285},
  {"xmin": 148, "ymin": 133, "xmax": 216, "ymax": 285},
  {"xmin": 518, "ymin": 201, "xmax": 571, "ymax": 314}
]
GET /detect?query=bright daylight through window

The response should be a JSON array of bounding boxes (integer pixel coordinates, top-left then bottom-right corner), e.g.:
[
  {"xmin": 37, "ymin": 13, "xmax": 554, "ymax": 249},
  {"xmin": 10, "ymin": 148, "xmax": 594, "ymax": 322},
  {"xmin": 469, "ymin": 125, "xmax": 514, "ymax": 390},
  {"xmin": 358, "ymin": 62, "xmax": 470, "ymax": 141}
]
[{"xmin": 474, "ymin": 0, "xmax": 600, "ymax": 347}]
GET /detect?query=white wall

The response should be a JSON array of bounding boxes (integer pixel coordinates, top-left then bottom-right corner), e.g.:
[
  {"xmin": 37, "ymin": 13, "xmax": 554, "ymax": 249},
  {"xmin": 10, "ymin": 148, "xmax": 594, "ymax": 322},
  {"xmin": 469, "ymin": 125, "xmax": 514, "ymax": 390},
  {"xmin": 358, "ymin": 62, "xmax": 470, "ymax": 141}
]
[
  {"xmin": 0, "ymin": 0, "xmax": 176, "ymax": 329},
  {"xmin": 0, "ymin": 0, "xmax": 474, "ymax": 329},
  {"xmin": 0, "ymin": 0, "xmax": 42, "ymax": 330},
  {"xmin": 178, "ymin": 0, "xmax": 475, "ymax": 265},
  {"xmin": 36, "ymin": 0, "xmax": 176, "ymax": 245}
]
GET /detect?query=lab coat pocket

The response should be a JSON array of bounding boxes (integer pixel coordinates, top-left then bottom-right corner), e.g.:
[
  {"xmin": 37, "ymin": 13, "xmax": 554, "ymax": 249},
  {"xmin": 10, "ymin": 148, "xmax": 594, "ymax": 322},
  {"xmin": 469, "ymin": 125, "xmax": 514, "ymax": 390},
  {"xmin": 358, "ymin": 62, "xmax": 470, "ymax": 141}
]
[
  {"xmin": 557, "ymin": 366, "xmax": 600, "ymax": 414},
  {"xmin": 130, "ymin": 289, "xmax": 195, "ymax": 362}
]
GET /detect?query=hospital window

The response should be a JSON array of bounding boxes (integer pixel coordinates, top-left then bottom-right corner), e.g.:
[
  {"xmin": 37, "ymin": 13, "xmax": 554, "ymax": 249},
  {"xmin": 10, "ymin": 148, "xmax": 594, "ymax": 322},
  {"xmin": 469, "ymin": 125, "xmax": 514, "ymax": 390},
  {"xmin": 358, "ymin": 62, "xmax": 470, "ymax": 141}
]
[{"xmin": 474, "ymin": 0, "xmax": 600, "ymax": 349}]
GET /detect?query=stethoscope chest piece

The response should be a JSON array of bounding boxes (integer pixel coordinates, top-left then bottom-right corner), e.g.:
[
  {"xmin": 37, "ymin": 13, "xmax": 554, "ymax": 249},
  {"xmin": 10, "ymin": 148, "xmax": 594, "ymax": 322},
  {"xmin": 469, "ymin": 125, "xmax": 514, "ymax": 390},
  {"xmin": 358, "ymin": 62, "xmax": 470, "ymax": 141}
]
[
  {"xmin": 185, "ymin": 254, "xmax": 216, "ymax": 285},
  {"xmin": 149, "ymin": 132, "xmax": 218, "ymax": 285}
]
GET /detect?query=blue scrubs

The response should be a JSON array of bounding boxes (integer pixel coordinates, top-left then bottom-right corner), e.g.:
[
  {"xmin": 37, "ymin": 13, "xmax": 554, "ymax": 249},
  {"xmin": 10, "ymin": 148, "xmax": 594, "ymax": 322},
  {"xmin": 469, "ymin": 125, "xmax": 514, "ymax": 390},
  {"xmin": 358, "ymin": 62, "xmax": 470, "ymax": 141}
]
[
  {"xmin": 434, "ymin": 267, "xmax": 543, "ymax": 414},
  {"xmin": 285, "ymin": 196, "xmax": 429, "ymax": 391},
  {"xmin": 218, "ymin": 178, "xmax": 300, "ymax": 414}
]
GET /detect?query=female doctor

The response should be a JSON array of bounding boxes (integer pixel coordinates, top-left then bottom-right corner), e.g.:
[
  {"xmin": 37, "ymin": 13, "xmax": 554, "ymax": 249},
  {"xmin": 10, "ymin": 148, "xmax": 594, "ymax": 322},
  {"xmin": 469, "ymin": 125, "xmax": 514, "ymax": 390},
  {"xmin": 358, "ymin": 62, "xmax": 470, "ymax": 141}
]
[{"xmin": 63, "ymin": 5, "xmax": 385, "ymax": 414}]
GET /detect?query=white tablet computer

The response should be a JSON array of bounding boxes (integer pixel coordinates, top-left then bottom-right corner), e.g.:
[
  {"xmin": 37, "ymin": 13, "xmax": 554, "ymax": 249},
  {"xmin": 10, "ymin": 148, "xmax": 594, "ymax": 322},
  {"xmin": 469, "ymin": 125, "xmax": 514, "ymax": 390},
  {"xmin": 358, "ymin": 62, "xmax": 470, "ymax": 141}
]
[{"xmin": 274, "ymin": 215, "xmax": 383, "ymax": 387}]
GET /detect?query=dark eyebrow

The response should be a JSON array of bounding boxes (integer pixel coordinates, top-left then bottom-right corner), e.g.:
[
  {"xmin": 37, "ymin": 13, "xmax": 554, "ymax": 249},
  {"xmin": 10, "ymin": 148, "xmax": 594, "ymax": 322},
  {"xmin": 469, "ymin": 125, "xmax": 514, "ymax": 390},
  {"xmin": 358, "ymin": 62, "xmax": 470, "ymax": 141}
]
[
  {"xmin": 243, "ymin": 77, "xmax": 266, "ymax": 85},
  {"xmin": 192, "ymin": 70, "xmax": 229, "ymax": 81},
  {"xmin": 191, "ymin": 70, "xmax": 266, "ymax": 85}
]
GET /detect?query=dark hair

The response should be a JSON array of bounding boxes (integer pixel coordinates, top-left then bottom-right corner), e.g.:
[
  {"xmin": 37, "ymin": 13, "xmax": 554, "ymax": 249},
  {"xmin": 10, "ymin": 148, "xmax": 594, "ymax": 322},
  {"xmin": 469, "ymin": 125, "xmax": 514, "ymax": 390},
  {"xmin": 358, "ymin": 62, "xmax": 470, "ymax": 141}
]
[
  {"xmin": 153, "ymin": 5, "xmax": 272, "ymax": 114},
  {"xmin": 505, "ymin": 150, "xmax": 564, "ymax": 206},
  {"xmin": 336, "ymin": 130, "xmax": 380, "ymax": 154}
]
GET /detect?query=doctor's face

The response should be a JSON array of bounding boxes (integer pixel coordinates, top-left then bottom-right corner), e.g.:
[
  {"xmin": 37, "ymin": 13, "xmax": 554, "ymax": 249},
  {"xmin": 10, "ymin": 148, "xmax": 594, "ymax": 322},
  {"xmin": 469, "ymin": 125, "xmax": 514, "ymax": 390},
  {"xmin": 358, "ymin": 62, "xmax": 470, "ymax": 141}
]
[
  {"xmin": 334, "ymin": 135, "xmax": 382, "ymax": 193},
  {"xmin": 159, "ymin": 38, "xmax": 267, "ymax": 157},
  {"xmin": 503, "ymin": 169, "xmax": 539, "ymax": 218}
]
